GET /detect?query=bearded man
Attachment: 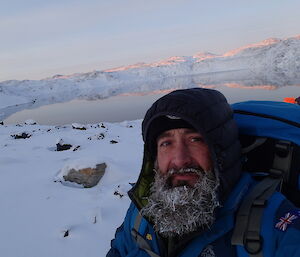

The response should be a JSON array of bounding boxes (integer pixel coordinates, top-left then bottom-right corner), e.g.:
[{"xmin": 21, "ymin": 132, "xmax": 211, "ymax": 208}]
[{"xmin": 107, "ymin": 88, "xmax": 300, "ymax": 257}]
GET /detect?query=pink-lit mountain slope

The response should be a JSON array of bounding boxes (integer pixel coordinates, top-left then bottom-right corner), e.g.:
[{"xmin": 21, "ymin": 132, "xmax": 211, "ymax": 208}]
[{"xmin": 0, "ymin": 35, "xmax": 299, "ymax": 110}]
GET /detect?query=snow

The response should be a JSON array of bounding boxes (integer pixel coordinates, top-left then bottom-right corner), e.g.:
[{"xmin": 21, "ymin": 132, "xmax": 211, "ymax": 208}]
[
  {"xmin": 0, "ymin": 93, "xmax": 29, "ymax": 109},
  {"xmin": 24, "ymin": 119, "xmax": 37, "ymax": 125},
  {"xmin": 223, "ymin": 38, "xmax": 281, "ymax": 57},
  {"xmin": 0, "ymin": 120, "xmax": 143, "ymax": 256},
  {"xmin": 0, "ymin": 35, "xmax": 300, "ymax": 256}
]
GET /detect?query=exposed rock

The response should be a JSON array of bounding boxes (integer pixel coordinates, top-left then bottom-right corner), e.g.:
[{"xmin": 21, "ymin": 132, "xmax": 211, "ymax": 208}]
[
  {"xmin": 11, "ymin": 132, "xmax": 31, "ymax": 139},
  {"xmin": 55, "ymin": 125, "xmax": 67, "ymax": 129},
  {"xmin": 114, "ymin": 190, "xmax": 124, "ymax": 198},
  {"xmin": 110, "ymin": 140, "xmax": 118, "ymax": 144},
  {"xmin": 72, "ymin": 123, "xmax": 86, "ymax": 130},
  {"xmin": 56, "ymin": 138, "xmax": 72, "ymax": 151},
  {"xmin": 63, "ymin": 230, "xmax": 69, "ymax": 237},
  {"xmin": 0, "ymin": 121, "xmax": 3, "ymax": 125},
  {"xmin": 57, "ymin": 143, "xmax": 72, "ymax": 151},
  {"xmin": 72, "ymin": 145, "xmax": 80, "ymax": 151},
  {"xmin": 93, "ymin": 216, "xmax": 97, "ymax": 224},
  {"xmin": 63, "ymin": 163, "xmax": 106, "ymax": 188},
  {"xmin": 98, "ymin": 133, "xmax": 105, "ymax": 139},
  {"xmin": 87, "ymin": 133, "xmax": 105, "ymax": 140}
]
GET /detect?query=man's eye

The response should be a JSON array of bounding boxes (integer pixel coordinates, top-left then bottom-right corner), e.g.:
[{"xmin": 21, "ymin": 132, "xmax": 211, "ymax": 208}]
[
  {"xmin": 191, "ymin": 137, "xmax": 203, "ymax": 142},
  {"xmin": 159, "ymin": 141, "xmax": 170, "ymax": 147}
]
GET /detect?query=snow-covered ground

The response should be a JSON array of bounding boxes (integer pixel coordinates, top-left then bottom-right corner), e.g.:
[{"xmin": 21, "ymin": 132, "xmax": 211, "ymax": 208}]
[{"xmin": 0, "ymin": 120, "xmax": 143, "ymax": 257}]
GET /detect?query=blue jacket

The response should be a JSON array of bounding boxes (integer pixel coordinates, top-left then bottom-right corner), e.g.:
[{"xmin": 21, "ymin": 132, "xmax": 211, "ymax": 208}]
[{"xmin": 107, "ymin": 173, "xmax": 300, "ymax": 257}]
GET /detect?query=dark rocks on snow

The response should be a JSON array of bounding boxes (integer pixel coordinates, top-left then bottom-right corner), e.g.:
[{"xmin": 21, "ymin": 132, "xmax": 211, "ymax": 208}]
[
  {"xmin": 56, "ymin": 143, "xmax": 72, "ymax": 151},
  {"xmin": 98, "ymin": 133, "xmax": 105, "ymax": 139},
  {"xmin": 110, "ymin": 140, "xmax": 118, "ymax": 144},
  {"xmin": 114, "ymin": 191, "xmax": 124, "ymax": 198},
  {"xmin": 72, "ymin": 145, "xmax": 80, "ymax": 151},
  {"xmin": 63, "ymin": 230, "xmax": 69, "ymax": 237},
  {"xmin": 72, "ymin": 124, "xmax": 87, "ymax": 130},
  {"xmin": 24, "ymin": 119, "xmax": 37, "ymax": 125},
  {"xmin": 87, "ymin": 133, "xmax": 105, "ymax": 140},
  {"xmin": 11, "ymin": 132, "xmax": 31, "ymax": 139},
  {"xmin": 0, "ymin": 121, "xmax": 3, "ymax": 125}
]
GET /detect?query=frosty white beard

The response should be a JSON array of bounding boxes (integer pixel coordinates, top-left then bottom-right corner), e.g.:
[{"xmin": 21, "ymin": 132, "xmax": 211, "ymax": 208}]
[{"xmin": 141, "ymin": 168, "xmax": 220, "ymax": 237}]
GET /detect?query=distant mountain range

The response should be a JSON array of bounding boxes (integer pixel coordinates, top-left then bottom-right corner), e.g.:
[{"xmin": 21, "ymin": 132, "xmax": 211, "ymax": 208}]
[
  {"xmin": 41, "ymin": 35, "xmax": 300, "ymax": 82},
  {"xmin": 0, "ymin": 35, "xmax": 300, "ymax": 119}
]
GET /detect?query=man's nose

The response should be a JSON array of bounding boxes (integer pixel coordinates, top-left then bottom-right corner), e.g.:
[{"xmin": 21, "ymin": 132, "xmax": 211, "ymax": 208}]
[{"xmin": 171, "ymin": 142, "xmax": 192, "ymax": 169}]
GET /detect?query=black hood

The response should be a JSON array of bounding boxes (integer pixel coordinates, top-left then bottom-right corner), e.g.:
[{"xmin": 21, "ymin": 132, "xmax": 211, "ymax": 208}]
[{"xmin": 129, "ymin": 88, "xmax": 242, "ymax": 208}]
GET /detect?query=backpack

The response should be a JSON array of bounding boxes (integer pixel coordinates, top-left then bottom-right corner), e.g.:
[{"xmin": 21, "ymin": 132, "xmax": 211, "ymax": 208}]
[{"xmin": 230, "ymin": 100, "xmax": 300, "ymax": 257}]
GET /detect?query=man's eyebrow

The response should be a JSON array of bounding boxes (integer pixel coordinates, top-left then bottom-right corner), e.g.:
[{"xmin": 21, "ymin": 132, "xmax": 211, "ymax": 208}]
[
  {"xmin": 183, "ymin": 129, "xmax": 199, "ymax": 135},
  {"xmin": 157, "ymin": 131, "xmax": 172, "ymax": 141},
  {"xmin": 157, "ymin": 129, "xmax": 200, "ymax": 141}
]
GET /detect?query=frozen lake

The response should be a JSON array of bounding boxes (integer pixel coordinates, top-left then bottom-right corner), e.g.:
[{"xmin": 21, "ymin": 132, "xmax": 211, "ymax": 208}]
[{"xmin": 3, "ymin": 82, "xmax": 300, "ymax": 125}]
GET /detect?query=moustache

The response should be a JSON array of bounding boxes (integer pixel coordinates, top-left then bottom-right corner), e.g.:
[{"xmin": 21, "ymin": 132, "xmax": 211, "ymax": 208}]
[
  {"xmin": 167, "ymin": 167, "xmax": 205, "ymax": 176},
  {"xmin": 165, "ymin": 167, "xmax": 205, "ymax": 188}
]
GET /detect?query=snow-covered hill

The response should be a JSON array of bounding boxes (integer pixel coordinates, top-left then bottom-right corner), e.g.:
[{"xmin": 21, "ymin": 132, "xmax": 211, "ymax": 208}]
[{"xmin": 0, "ymin": 35, "xmax": 300, "ymax": 111}]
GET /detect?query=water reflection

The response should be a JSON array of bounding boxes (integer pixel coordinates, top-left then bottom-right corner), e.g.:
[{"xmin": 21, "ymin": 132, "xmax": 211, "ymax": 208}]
[
  {"xmin": 4, "ymin": 93, "xmax": 164, "ymax": 125},
  {"xmin": 3, "ymin": 74, "xmax": 300, "ymax": 125}
]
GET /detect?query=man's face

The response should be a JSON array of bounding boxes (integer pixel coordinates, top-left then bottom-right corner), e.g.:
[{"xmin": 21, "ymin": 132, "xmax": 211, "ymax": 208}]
[
  {"xmin": 141, "ymin": 128, "xmax": 218, "ymax": 236},
  {"xmin": 156, "ymin": 128, "xmax": 212, "ymax": 187}
]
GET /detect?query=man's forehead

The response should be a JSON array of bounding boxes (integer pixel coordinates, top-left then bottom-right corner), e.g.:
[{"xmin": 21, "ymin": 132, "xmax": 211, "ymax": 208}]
[{"xmin": 157, "ymin": 128, "xmax": 201, "ymax": 140}]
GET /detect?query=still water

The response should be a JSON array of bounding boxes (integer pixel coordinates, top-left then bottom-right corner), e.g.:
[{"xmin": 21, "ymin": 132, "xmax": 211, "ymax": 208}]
[{"xmin": 4, "ymin": 84, "xmax": 300, "ymax": 125}]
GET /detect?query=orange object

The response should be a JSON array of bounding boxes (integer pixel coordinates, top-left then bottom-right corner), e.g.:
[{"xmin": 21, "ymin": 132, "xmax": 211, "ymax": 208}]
[{"xmin": 284, "ymin": 97, "xmax": 296, "ymax": 104}]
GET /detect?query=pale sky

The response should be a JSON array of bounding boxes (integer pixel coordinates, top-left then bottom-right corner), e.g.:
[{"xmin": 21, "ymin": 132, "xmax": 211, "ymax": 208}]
[{"xmin": 1, "ymin": 0, "xmax": 299, "ymax": 81}]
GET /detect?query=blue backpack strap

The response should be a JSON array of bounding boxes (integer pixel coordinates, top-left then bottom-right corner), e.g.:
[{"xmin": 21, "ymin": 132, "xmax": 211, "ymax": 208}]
[
  {"xmin": 231, "ymin": 138, "xmax": 293, "ymax": 257},
  {"xmin": 231, "ymin": 174, "xmax": 282, "ymax": 256},
  {"xmin": 131, "ymin": 210, "xmax": 161, "ymax": 257},
  {"xmin": 231, "ymin": 136, "xmax": 293, "ymax": 255},
  {"xmin": 235, "ymin": 193, "xmax": 285, "ymax": 257}
]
